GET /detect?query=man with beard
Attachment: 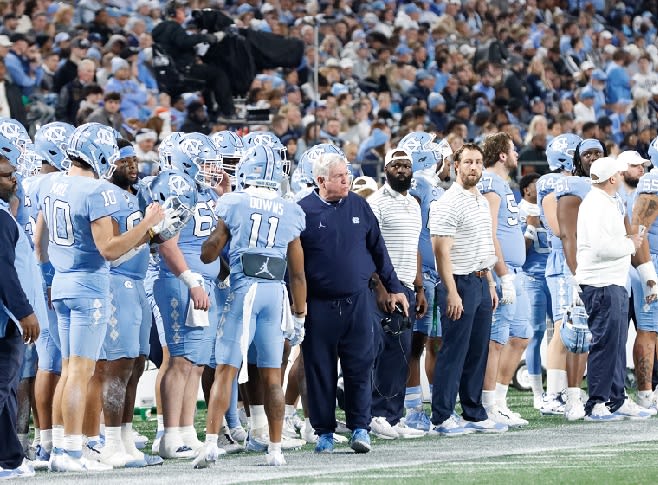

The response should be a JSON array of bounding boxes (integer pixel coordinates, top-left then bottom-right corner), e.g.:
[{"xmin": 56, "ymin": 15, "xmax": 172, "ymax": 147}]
[
  {"xmin": 617, "ymin": 151, "xmax": 649, "ymax": 211},
  {"xmin": 428, "ymin": 143, "xmax": 500, "ymax": 435},
  {"xmin": 367, "ymin": 149, "xmax": 426, "ymax": 440},
  {"xmin": 85, "ymin": 139, "xmax": 163, "ymax": 467},
  {"xmin": 478, "ymin": 132, "xmax": 531, "ymax": 428}
]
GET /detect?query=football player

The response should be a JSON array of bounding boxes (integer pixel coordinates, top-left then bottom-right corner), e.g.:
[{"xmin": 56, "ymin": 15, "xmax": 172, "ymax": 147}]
[
  {"xmin": 195, "ymin": 145, "xmax": 306, "ymax": 467},
  {"xmin": 478, "ymin": 132, "xmax": 530, "ymax": 428},
  {"xmin": 39, "ymin": 123, "xmax": 165, "ymax": 472}
]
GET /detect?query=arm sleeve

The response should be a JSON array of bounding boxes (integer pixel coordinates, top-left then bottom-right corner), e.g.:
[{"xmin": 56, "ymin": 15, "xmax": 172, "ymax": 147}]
[
  {"xmin": 363, "ymin": 201, "xmax": 405, "ymax": 293},
  {"xmin": 0, "ymin": 211, "xmax": 34, "ymax": 320}
]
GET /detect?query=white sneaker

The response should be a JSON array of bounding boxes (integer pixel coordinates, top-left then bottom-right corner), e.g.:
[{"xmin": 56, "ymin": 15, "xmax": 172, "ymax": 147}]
[
  {"xmin": 282, "ymin": 416, "xmax": 299, "ymax": 438},
  {"xmin": 280, "ymin": 435, "xmax": 305, "ymax": 450},
  {"xmin": 392, "ymin": 421, "xmax": 425, "ymax": 439},
  {"xmin": 584, "ymin": 402, "xmax": 624, "ymax": 422},
  {"xmin": 192, "ymin": 442, "xmax": 225, "ymax": 469},
  {"xmin": 487, "ymin": 405, "xmax": 528, "ymax": 428},
  {"xmin": 301, "ymin": 423, "xmax": 318, "ymax": 444},
  {"xmin": 97, "ymin": 444, "xmax": 131, "ymax": 467},
  {"xmin": 289, "ymin": 413, "xmax": 304, "ymax": 431},
  {"xmin": 540, "ymin": 393, "xmax": 565, "ymax": 416},
  {"xmin": 369, "ymin": 416, "xmax": 398, "ymax": 440},
  {"xmin": 159, "ymin": 434, "xmax": 196, "ymax": 459},
  {"xmin": 50, "ymin": 451, "xmax": 113, "ymax": 472},
  {"xmin": 564, "ymin": 397, "xmax": 586, "ymax": 421},
  {"xmin": 229, "ymin": 426, "xmax": 248, "ymax": 443},
  {"xmin": 635, "ymin": 393, "xmax": 658, "ymax": 415},
  {"xmin": 265, "ymin": 450, "xmax": 286, "ymax": 466},
  {"xmin": 218, "ymin": 426, "xmax": 244, "ymax": 454},
  {"xmin": 613, "ymin": 398, "xmax": 654, "ymax": 420}
]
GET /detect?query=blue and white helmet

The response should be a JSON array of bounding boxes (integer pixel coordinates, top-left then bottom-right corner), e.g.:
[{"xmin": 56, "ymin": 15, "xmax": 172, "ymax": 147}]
[
  {"xmin": 66, "ymin": 123, "xmax": 119, "ymax": 178},
  {"xmin": 176, "ymin": 132, "xmax": 223, "ymax": 189},
  {"xmin": 0, "ymin": 118, "xmax": 39, "ymax": 176},
  {"xmin": 559, "ymin": 305, "xmax": 592, "ymax": 353},
  {"xmin": 236, "ymin": 145, "xmax": 286, "ymax": 191},
  {"xmin": 398, "ymin": 131, "xmax": 452, "ymax": 174},
  {"xmin": 34, "ymin": 122, "xmax": 75, "ymax": 171},
  {"xmin": 295, "ymin": 143, "xmax": 347, "ymax": 190},
  {"xmin": 546, "ymin": 133, "xmax": 582, "ymax": 172},
  {"xmin": 210, "ymin": 130, "xmax": 243, "ymax": 183},
  {"xmin": 243, "ymin": 131, "xmax": 290, "ymax": 175},
  {"xmin": 0, "ymin": 131, "xmax": 22, "ymax": 169},
  {"xmin": 140, "ymin": 170, "xmax": 198, "ymax": 242},
  {"xmin": 649, "ymin": 135, "xmax": 658, "ymax": 167},
  {"xmin": 158, "ymin": 132, "xmax": 185, "ymax": 171}
]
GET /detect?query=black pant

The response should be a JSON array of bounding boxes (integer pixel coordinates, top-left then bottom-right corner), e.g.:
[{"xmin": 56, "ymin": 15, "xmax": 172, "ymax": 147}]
[
  {"xmin": 432, "ymin": 274, "xmax": 492, "ymax": 424},
  {"xmin": 0, "ymin": 322, "xmax": 26, "ymax": 469},
  {"xmin": 302, "ymin": 288, "xmax": 377, "ymax": 435},
  {"xmin": 188, "ymin": 63, "xmax": 235, "ymax": 117},
  {"xmin": 581, "ymin": 285, "xmax": 628, "ymax": 414},
  {"xmin": 371, "ymin": 287, "xmax": 415, "ymax": 426}
]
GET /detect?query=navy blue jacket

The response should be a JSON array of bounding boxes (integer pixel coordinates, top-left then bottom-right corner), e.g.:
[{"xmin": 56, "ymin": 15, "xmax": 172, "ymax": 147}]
[
  {"xmin": 0, "ymin": 210, "xmax": 33, "ymax": 327},
  {"xmin": 298, "ymin": 190, "xmax": 404, "ymax": 299}
]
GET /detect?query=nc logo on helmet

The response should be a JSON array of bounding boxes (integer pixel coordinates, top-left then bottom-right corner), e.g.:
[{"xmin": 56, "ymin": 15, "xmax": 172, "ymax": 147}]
[
  {"xmin": 0, "ymin": 122, "xmax": 22, "ymax": 140},
  {"xmin": 305, "ymin": 147, "xmax": 324, "ymax": 161},
  {"xmin": 168, "ymin": 174, "xmax": 192, "ymax": 196},
  {"xmin": 45, "ymin": 126, "xmax": 67, "ymax": 144},
  {"xmin": 251, "ymin": 134, "xmax": 276, "ymax": 147},
  {"xmin": 94, "ymin": 127, "xmax": 115, "ymax": 148},
  {"xmin": 180, "ymin": 139, "xmax": 203, "ymax": 157},
  {"xmin": 399, "ymin": 138, "xmax": 422, "ymax": 153}
]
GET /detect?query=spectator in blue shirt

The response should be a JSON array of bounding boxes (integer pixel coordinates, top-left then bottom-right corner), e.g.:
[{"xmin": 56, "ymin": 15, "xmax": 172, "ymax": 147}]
[{"xmin": 605, "ymin": 49, "xmax": 632, "ymax": 104}]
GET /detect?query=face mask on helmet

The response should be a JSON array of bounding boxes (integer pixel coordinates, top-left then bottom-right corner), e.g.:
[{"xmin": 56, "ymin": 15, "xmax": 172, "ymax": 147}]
[
  {"xmin": 177, "ymin": 133, "xmax": 224, "ymax": 189},
  {"xmin": 546, "ymin": 133, "xmax": 582, "ymax": 172},
  {"xmin": 66, "ymin": 123, "xmax": 119, "ymax": 179},
  {"xmin": 243, "ymin": 131, "xmax": 289, "ymax": 175},
  {"xmin": 559, "ymin": 305, "xmax": 592, "ymax": 353},
  {"xmin": 210, "ymin": 130, "xmax": 243, "ymax": 185}
]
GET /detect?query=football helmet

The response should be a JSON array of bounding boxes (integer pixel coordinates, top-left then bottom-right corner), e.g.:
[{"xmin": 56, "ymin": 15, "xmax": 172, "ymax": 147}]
[
  {"xmin": 210, "ymin": 130, "xmax": 243, "ymax": 184},
  {"xmin": 546, "ymin": 134, "xmax": 582, "ymax": 172},
  {"xmin": 649, "ymin": 135, "xmax": 658, "ymax": 167},
  {"xmin": 242, "ymin": 131, "xmax": 290, "ymax": 175},
  {"xmin": 0, "ymin": 130, "xmax": 22, "ymax": 169},
  {"xmin": 34, "ymin": 122, "xmax": 75, "ymax": 171},
  {"xmin": 0, "ymin": 117, "xmax": 40, "ymax": 176},
  {"xmin": 66, "ymin": 123, "xmax": 119, "ymax": 178},
  {"xmin": 235, "ymin": 145, "xmax": 286, "ymax": 191},
  {"xmin": 158, "ymin": 132, "xmax": 185, "ymax": 171},
  {"xmin": 140, "ymin": 170, "xmax": 198, "ymax": 242},
  {"xmin": 398, "ymin": 131, "xmax": 452, "ymax": 175},
  {"xmin": 295, "ymin": 143, "xmax": 347, "ymax": 190},
  {"xmin": 176, "ymin": 132, "xmax": 223, "ymax": 189},
  {"xmin": 559, "ymin": 305, "xmax": 592, "ymax": 353}
]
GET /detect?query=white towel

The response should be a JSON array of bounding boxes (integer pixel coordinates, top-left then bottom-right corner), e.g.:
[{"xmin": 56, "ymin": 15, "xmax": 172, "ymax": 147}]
[{"xmin": 238, "ymin": 283, "xmax": 258, "ymax": 384}]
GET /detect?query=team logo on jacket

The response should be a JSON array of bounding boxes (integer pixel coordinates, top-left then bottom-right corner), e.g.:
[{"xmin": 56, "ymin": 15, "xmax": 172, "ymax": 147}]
[{"xmin": 352, "ymin": 217, "xmax": 359, "ymax": 224}]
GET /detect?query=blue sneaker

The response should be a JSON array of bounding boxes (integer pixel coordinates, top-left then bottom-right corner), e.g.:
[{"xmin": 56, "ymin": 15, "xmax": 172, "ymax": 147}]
[
  {"xmin": 314, "ymin": 433, "xmax": 334, "ymax": 453},
  {"xmin": 404, "ymin": 409, "xmax": 431, "ymax": 432},
  {"xmin": 244, "ymin": 432, "xmax": 269, "ymax": 453},
  {"xmin": 463, "ymin": 418, "xmax": 508, "ymax": 434},
  {"xmin": 584, "ymin": 403, "xmax": 624, "ymax": 422},
  {"xmin": 349, "ymin": 429, "xmax": 371, "ymax": 453},
  {"xmin": 0, "ymin": 460, "xmax": 35, "ymax": 479},
  {"xmin": 611, "ymin": 398, "xmax": 653, "ymax": 420},
  {"xmin": 429, "ymin": 415, "xmax": 469, "ymax": 437},
  {"xmin": 143, "ymin": 454, "xmax": 164, "ymax": 466}
]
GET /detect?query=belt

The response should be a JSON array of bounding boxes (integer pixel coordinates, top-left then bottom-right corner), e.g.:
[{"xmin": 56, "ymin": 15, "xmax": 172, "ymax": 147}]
[{"xmin": 473, "ymin": 268, "xmax": 489, "ymax": 278}]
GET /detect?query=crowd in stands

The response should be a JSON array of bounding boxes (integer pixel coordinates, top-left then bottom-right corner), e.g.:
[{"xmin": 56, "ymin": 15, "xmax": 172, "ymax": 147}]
[{"xmin": 0, "ymin": 0, "xmax": 656, "ymax": 178}]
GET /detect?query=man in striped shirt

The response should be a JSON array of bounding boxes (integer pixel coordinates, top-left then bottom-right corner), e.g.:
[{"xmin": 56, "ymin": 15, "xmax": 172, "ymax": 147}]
[
  {"xmin": 368, "ymin": 148, "xmax": 426, "ymax": 440},
  {"xmin": 428, "ymin": 143, "xmax": 505, "ymax": 435}
]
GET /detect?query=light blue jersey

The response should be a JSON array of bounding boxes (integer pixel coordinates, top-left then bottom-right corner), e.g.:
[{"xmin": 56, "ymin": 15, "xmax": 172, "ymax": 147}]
[
  {"xmin": 555, "ymin": 175, "xmax": 591, "ymax": 202},
  {"xmin": 110, "ymin": 189, "xmax": 149, "ymax": 280},
  {"xmin": 410, "ymin": 174, "xmax": 444, "ymax": 281},
  {"xmin": 159, "ymin": 188, "xmax": 220, "ymax": 280},
  {"xmin": 478, "ymin": 171, "xmax": 525, "ymax": 267},
  {"xmin": 21, "ymin": 175, "xmax": 43, "ymax": 245},
  {"xmin": 216, "ymin": 187, "xmax": 306, "ymax": 292},
  {"xmin": 40, "ymin": 173, "xmax": 121, "ymax": 300},
  {"xmin": 637, "ymin": 169, "xmax": 658, "ymax": 255},
  {"xmin": 519, "ymin": 200, "xmax": 549, "ymax": 278},
  {"xmin": 536, "ymin": 172, "xmax": 563, "ymax": 251}
]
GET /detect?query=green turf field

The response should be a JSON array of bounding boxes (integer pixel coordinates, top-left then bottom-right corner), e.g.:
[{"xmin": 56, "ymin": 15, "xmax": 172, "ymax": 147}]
[{"xmin": 23, "ymin": 389, "xmax": 658, "ymax": 484}]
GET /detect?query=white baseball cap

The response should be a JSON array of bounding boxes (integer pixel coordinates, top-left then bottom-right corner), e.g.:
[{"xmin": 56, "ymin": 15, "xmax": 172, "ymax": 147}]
[
  {"xmin": 384, "ymin": 148, "xmax": 411, "ymax": 167},
  {"xmin": 590, "ymin": 156, "xmax": 627, "ymax": 183},
  {"xmin": 351, "ymin": 176, "xmax": 379, "ymax": 194},
  {"xmin": 617, "ymin": 150, "xmax": 650, "ymax": 167}
]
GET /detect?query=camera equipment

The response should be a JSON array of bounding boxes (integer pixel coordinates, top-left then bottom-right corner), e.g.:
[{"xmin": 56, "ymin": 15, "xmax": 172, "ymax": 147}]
[{"xmin": 381, "ymin": 303, "xmax": 412, "ymax": 336}]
